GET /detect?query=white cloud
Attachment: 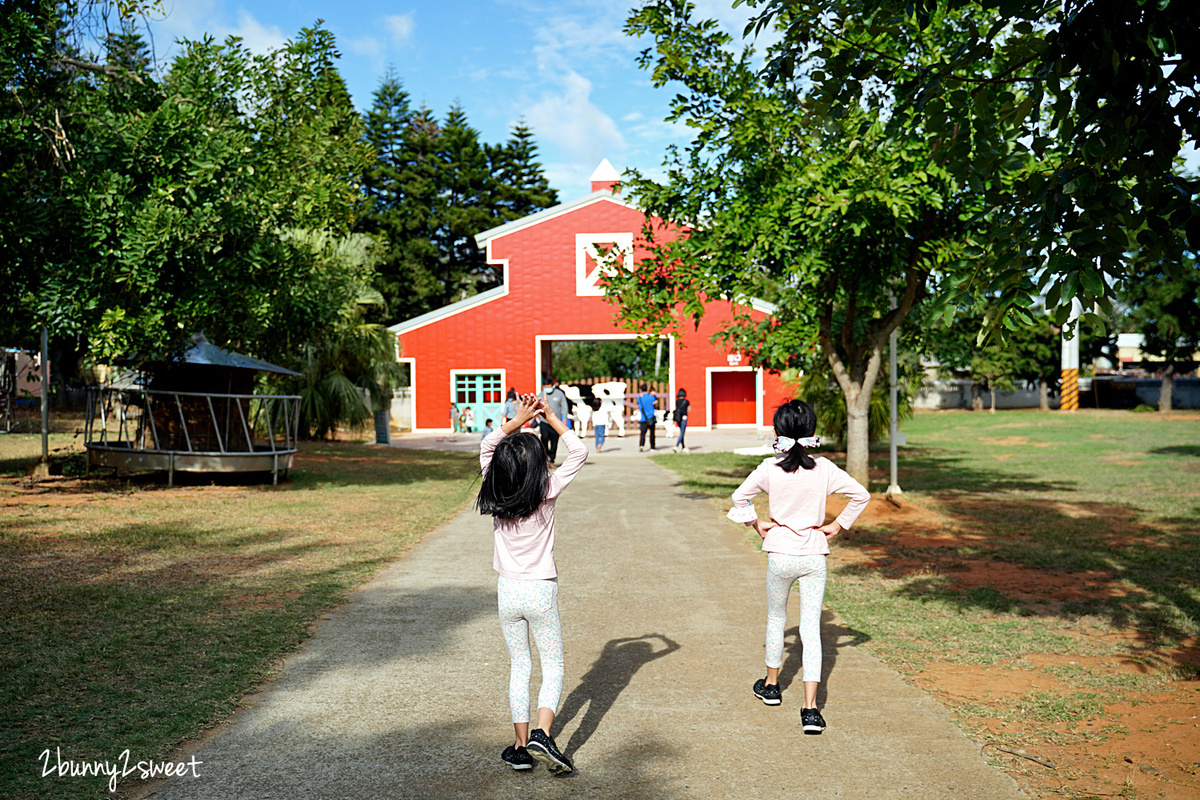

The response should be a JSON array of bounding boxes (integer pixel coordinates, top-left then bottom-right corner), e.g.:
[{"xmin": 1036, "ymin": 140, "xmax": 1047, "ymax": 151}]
[
  {"xmin": 348, "ymin": 36, "xmax": 383, "ymax": 59},
  {"xmin": 385, "ymin": 13, "xmax": 415, "ymax": 46},
  {"xmin": 526, "ymin": 71, "xmax": 625, "ymax": 170},
  {"xmin": 228, "ymin": 9, "xmax": 287, "ymax": 54},
  {"xmin": 152, "ymin": 1, "xmax": 284, "ymax": 56}
]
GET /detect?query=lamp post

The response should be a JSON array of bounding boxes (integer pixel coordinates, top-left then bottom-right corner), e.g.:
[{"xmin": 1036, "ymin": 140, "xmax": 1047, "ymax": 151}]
[{"xmin": 887, "ymin": 295, "xmax": 903, "ymax": 499}]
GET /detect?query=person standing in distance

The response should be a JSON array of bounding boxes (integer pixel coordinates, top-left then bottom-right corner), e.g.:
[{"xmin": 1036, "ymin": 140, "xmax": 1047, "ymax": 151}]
[
  {"xmin": 637, "ymin": 384, "xmax": 657, "ymax": 452},
  {"xmin": 671, "ymin": 388, "xmax": 690, "ymax": 453},
  {"xmin": 539, "ymin": 379, "xmax": 570, "ymax": 462}
]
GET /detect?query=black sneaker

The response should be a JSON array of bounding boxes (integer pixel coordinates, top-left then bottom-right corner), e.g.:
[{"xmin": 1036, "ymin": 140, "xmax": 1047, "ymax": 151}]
[
  {"xmin": 526, "ymin": 728, "xmax": 573, "ymax": 774},
  {"xmin": 753, "ymin": 677, "xmax": 782, "ymax": 706},
  {"xmin": 801, "ymin": 707, "xmax": 826, "ymax": 734},
  {"xmin": 501, "ymin": 744, "xmax": 534, "ymax": 771}
]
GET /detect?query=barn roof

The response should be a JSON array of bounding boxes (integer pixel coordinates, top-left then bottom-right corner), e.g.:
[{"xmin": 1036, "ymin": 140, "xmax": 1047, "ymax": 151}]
[
  {"xmin": 473, "ymin": 189, "xmax": 631, "ymax": 247},
  {"xmin": 389, "ymin": 286, "xmax": 507, "ymax": 336}
]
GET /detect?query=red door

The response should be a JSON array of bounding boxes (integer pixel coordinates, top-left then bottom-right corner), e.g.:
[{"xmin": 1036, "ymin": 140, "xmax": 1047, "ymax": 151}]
[{"xmin": 711, "ymin": 371, "xmax": 757, "ymax": 425}]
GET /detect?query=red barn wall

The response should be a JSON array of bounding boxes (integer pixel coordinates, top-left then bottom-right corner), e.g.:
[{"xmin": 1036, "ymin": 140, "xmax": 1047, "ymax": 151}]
[{"xmin": 395, "ymin": 194, "xmax": 794, "ymax": 431}]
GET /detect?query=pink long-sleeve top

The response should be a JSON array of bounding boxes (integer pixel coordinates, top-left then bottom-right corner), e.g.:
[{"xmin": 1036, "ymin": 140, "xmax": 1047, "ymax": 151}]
[
  {"xmin": 480, "ymin": 427, "xmax": 588, "ymax": 580},
  {"xmin": 728, "ymin": 455, "xmax": 870, "ymax": 556}
]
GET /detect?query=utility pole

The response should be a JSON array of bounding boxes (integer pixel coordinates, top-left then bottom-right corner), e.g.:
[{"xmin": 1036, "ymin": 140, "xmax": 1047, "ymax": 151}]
[{"xmin": 40, "ymin": 325, "xmax": 49, "ymax": 461}]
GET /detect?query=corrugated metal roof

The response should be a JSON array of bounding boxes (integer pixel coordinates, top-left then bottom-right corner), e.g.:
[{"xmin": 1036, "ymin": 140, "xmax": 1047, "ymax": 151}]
[{"xmin": 180, "ymin": 336, "xmax": 302, "ymax": 376}]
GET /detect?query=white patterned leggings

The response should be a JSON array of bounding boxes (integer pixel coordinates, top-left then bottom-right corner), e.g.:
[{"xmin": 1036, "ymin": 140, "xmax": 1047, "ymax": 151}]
[
  {"xmin": 497, "ymin": 575, "xmax": 564, "ymax": 723},
  {"xmin": 764, "ymin": 553, "xmax": 828, "ymax": 683}
]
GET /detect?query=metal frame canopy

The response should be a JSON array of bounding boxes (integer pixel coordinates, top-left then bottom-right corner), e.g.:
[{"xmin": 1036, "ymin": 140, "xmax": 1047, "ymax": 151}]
[{"xmin": 84, "ymin": 337, "xmax": 302, "ymax": 484}]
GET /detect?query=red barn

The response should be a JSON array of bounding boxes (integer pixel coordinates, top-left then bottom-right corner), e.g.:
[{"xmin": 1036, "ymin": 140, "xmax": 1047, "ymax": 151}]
[{"xmin": 389, "ymin": 160, "xmax": 791, "ymax": 432}]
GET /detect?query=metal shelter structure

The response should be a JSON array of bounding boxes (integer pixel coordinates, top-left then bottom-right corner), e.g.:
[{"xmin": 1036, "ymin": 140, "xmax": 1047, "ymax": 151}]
[{"xmin": 84, "ymin": 336, "xmax": 302, "ymax": 484}]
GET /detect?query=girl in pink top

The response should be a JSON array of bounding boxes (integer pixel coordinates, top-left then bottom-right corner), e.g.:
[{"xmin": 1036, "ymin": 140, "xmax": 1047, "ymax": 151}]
[
  {"xmin": 478, "ymin": 393, "xmax": 587, "ymax": 774},
  {"xmin": 728, "ymin": 399, "xmax": 870, "ymax": 734}
]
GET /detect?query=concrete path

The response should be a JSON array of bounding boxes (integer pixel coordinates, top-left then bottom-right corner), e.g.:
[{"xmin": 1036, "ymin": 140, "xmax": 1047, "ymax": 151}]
[{"xmin": 149, "ymin": 446, "xmax": 1024, "ymax": 800}]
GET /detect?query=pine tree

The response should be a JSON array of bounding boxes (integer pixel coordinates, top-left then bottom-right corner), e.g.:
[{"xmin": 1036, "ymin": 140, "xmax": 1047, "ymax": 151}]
[
  {"xmin": 362, "ymin": 71, "xmax": 409, "ymax": 208},
  {"xmin": 440, "ymin": 104, "xmax": 497, "ymax": 292},
  {"xmin": 104, "ymin": 23, "xmax": 151, "ymax": 74},
  {"xmin": 357, "ymin": 77, "xmax": 559, "ymax": 325},
  {"xmin": 490, "ymin": 120, "xmax": 558, "ymax": 222}
]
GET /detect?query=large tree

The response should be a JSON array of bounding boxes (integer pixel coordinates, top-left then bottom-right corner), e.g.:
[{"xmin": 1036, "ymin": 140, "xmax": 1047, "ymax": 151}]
[
  {"xmin": 2, "ymin": 8, "xmax": 376, "ymax": 369},
  {"xmin": 612, "ymin": 0, "xmax": 1001, "ymax": 484},
  {"xmin": 359, "ymin": 80, "xmax": 559, "ymax": 324},
  {"xmin": 490, "ymin": 121, "xmax": 559, "ymax": 223},
  {"xmin": 746, "ymin": 0, "xmax": 1200, "ymax": 329},
  {"xmin": 360, "ymin": 77, "xmax": 442, "ymax": 321}
]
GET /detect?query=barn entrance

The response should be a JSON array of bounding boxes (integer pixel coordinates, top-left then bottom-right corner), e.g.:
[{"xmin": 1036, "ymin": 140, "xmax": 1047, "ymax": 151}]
[
  {"xmin": 536, "ymin": 336, "xmax": 673, "ymax": 432},
  {"xmin": 710, "ymin": 369, "xmax": 758, "ymax": 426}
]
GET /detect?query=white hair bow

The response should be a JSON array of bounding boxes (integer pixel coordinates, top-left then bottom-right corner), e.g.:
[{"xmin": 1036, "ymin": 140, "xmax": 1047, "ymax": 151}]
[{"xmin": 773, "ymin": 435, "xmax": 822, "ymax": 453}]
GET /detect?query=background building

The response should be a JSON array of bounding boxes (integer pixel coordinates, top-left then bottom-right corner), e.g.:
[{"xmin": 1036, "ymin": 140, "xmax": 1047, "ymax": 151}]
[{"xmin": 389, "ymin": 161, "xmax": 791, "ymax": 432}]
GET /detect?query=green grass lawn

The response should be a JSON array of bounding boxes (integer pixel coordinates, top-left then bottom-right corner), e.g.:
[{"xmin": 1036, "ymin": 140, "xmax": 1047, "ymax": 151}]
[
  {"xmin": 0, "ymin": 436, "xmax": 480, "ymax": 800},
  {"xmin": 2, "ymin": 409, "xmax": 1196, "ymax": 797},
  {"xmin": 884, "ymin": 409, "xmax": 1199, "ymax": 646},
  {"xmin": 651, "ymin": 409, "xmax": 1200, "ymax": 734}
]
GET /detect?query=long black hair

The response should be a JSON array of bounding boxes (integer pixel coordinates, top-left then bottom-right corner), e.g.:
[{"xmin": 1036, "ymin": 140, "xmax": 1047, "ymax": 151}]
[
  {"xmin": 476, "ymin": 431, "xmax": 549, "ymax": 519},
  {"xmin": 773, "ymin": 399, "xmax": 818, "ymax": 473}
]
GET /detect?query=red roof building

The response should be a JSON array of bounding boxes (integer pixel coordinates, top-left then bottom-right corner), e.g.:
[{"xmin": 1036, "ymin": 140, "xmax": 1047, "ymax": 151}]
[{"xmin": 389, "ymin": 160, "xmax": 792, "ymax": 432}]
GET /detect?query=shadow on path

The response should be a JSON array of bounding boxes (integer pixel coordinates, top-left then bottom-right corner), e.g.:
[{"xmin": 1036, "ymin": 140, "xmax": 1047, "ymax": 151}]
[
  {"xmin": 556, "ymin": 634, "xmax": 681, "ymax": 758},
  {"xmin": 777, "ymin": 613, "xmax": 873, "ymax": 707}
]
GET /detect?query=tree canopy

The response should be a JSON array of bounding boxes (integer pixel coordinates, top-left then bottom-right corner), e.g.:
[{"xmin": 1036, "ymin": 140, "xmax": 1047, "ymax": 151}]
[
  {"xmin": 614, "ymin": 0, "xmax": 997, "ymax": 483},
  {"xmin": 745, "ymin": 0, "xmax": 1200, "ymax": 330},
  {"xmin": 2, "ymin": 6, "xmax": 375, "ymax": 369},
  {"xmin": 359, "ymin": 74, "xmax": 559, "ymax": 323},
  {"xmin": 2, "ymin": 2, "xmax": 561, "ymax": 433}
]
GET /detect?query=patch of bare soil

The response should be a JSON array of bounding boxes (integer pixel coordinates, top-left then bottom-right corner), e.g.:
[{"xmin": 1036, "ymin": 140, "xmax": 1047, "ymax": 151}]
[{"xmin": 837, "ymin": 494, "xmax": 1200, "ymax": 799}]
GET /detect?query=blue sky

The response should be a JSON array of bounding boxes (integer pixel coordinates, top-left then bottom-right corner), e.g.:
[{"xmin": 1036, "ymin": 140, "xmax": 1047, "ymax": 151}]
[
  {"xmin": 144, "ymin": 0, "xmax": 761, "ymax": 199},
  {"xmin": 141, "ymin": 1, "xmax": 1197, "ymax": 199}
]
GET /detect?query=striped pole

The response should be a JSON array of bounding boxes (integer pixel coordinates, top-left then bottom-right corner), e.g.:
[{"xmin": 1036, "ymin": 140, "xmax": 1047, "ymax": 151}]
[
  {"xmin": 1060, "ymin": 298, "xmax": 1082, "ymax": 411},
  {"xmin": 1060, "ymin": 368, "xmax": 1079, "ymax": 411}
]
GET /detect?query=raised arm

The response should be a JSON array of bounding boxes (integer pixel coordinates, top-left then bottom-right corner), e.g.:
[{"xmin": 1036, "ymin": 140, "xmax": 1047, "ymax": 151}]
[
  {"xmin": 496, "ymin": 394, "xmax": 540, "ymax": 434},
  {"xmin": 535, "ymin": 393, "xmax": 570, "ymax": 437},
  {"xmin": 482, "ymin": 394, "xmax": 542, "ymax": 472}
]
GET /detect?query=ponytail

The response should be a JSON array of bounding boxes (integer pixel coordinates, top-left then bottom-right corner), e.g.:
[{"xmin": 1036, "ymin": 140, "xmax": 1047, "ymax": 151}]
[
  {"xmin": 778, "ymin": 442, "xmax": 817, "ymax": 473},
  {"xmin": 772, "ymin": 399, "xmax": 819, "ymax": 473}
]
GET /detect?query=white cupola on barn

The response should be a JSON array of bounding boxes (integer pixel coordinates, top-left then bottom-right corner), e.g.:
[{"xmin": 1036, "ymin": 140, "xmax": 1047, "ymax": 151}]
[{"xmin": 590, "ymin": 158, "xmax": 621, "ymax": 193}]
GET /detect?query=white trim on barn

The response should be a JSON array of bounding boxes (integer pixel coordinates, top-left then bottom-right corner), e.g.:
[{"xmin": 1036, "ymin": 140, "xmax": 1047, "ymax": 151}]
[
  {"xmin": 474, "ymin": 191, "xmax": 633, "ymax": 246},
  {"xmin": 389, "ymin": 285, "xmax": 507, "ymax": 337}
]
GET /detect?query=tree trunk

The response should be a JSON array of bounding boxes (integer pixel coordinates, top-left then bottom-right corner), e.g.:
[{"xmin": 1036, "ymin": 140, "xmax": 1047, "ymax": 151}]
[
  {"xmin": 845, "ymin": 392, "xmax": 871, "ymax": 488},
  {"xmin": 1038, "ymin": 378, "xmax": 1050, "ymax": 411},
  {"xmin": 989, "ymin": 385, "xmax": 996, "ymax": 413},
  {"xmin": 1159, "ymin": 365, "xmax": 1175, "ymax": 412},
  {"xmin": 970, "ymin": 383, "xmax": 983, "ymax": 411}
]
